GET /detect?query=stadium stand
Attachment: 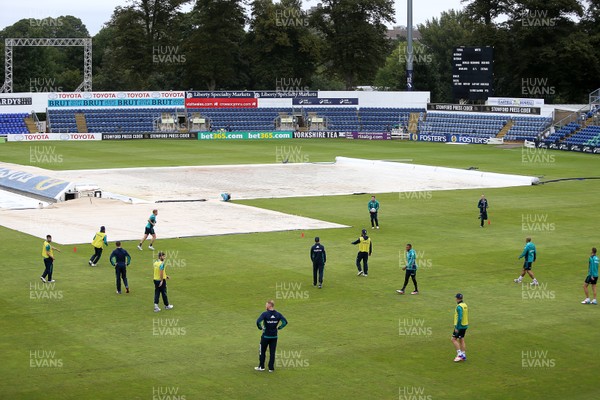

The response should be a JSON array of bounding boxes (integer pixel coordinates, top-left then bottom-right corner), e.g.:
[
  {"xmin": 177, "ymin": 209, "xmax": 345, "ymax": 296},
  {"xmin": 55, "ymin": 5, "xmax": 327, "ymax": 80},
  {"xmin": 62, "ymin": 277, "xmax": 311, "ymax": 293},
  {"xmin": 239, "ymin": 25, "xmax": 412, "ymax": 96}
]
[
  {"xmin": 419, "ymin": 113, "xmax": 508, "ymax": 137},
  {"xmin": 356, "ymin": 107, "xmax": 424, "ymax": 132},
  {"xmin": 0, "ymin": 113, "xmax": 29, "ymax": 134},
  {"xmin": 563, "ymin": 125, "xmax": 600, "ymax": 146},
  {"xmin": 544, "ymin": 122, "xmax": 580, "ymax": 144},
  {"xmin": 48, "ymin": 108, "xmax": 181, "ymax": 133},
  {"xmin": 503, "ymin": 116, "xmax": 552, "ymax": 141}
]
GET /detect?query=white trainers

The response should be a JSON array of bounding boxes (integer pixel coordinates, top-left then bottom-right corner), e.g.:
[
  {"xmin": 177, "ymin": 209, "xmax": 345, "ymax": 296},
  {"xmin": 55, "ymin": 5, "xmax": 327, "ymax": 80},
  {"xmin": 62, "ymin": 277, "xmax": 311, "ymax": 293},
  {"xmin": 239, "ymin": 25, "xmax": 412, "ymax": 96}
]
[
  {"xmin": 592, "ymin": 299, "xmax": 598, "ymax": 305},
  {"xmin": 40, "ymin": 276, "xmax": 46, "ymax": 283},
  {"xmin": 154, "ymin": 305, "xmax": 161, "ymax": 312},
  {"xmin": 88, "ymin": 260, "xmax": 92, "ymax": 266},
  {"xmin": 91, "ymin": 263, "xmax": 96, "ymax": 267},
  {"xmin": 165, "ymin": 304, "xmax": 174, "ymax": 310},
  {"xmin": 49, "ymin": 280, "xmax": 56, "ymax": 283},
  {"xmin": 254, "ymin": 367, "xmax": 265, "ymax": 371},
  {"xmin": 376, "ymin": 226, "xmax": 379, "ymax": 229},
  {"xmin": 453, "ymin": 356, "xmax": 463, "ymax": 362},
  {"xmin": 148, "ymin": 245, "xmax": 155, "ymax": 250},
  {"xmin": 357, "ymin": 271, "xmax": 364, "ymax": 276},
  {"xmin": 530, "ymin": 281, "xmax": 539, "ymax": 286},
  {"xmin": 582, "ymin": 298, "xmax": 591, "ymax": 304},
  {"xmin": 513, "ymin": 278, "xmax": 521, "ymax": 283},
  {"xmin": 396, "ymin": 290, "xmax": 404, "ymax": 294},
  {"xmin": 137, "ymin": 245, "xmax": 143, "ymax": 251}
]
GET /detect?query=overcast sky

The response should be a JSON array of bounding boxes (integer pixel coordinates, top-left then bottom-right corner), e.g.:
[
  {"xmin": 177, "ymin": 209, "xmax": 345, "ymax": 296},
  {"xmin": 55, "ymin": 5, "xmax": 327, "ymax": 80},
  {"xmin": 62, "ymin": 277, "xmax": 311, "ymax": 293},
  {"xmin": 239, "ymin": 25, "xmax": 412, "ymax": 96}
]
[{"xmin": 0, "ymin": 0, "xmax": 466, "ymax": 36}]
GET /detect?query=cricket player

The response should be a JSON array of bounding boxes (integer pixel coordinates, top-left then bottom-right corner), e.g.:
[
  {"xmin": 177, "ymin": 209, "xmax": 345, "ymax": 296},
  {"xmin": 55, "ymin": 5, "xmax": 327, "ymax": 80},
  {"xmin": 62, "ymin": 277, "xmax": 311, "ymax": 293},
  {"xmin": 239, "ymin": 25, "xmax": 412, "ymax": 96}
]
[
  {"xmin": 110, "ymin": 241, "xmax": 131, "ymax": 294},
  {"xmin": 153, "ymin": 251, "xmax": 173, "ymax": 312},
  {"xmin": 514, "ymin": 237, "xmax": 538, "ymax": 285},
  {"xmin": 352, "ymin": 228, "xmax": 372, "ymax": 276},
  {"xmin": 89, "ymin": 226, "xmax": 108, "ymax": 266},
  {"xmin": 477, "ymin": 195, "xmax": 488, "ymax": 227},
  {"xmin": 40, "ymin": 235, "xmax": 61, "ymax": 283},
  {"xmin": 255, "ymin": 300, "xmax": 287, "ymax": 372},
  {"xmin": 138, "ymin": 209, "xmax": 158, "ymax": 251},
  {"xmin": 368, "ymin": 195, "xmax": 380, "ymax": 229},
  {"xmin": 582, "ymin": 247, "xmax": 599, "ymax": 304},
  {"xmin": 452, "ymin": 293, "xmax": 469, "ymax": 362},
  {"xmin": 397, "ymin": 244, "xmax": 418, "ymax": 294},
  {"xmin": 310, "ymin": 237, "xmax": 326, "ymax": 288}
]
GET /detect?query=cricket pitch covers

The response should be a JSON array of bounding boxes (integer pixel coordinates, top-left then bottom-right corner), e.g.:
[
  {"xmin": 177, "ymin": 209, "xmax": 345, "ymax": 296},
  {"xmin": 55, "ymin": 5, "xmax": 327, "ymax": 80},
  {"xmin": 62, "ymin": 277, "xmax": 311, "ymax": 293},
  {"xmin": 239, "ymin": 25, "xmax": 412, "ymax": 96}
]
[{"xmin": 0, "ymin": 157, "xmax": 538, "ymax": 244}]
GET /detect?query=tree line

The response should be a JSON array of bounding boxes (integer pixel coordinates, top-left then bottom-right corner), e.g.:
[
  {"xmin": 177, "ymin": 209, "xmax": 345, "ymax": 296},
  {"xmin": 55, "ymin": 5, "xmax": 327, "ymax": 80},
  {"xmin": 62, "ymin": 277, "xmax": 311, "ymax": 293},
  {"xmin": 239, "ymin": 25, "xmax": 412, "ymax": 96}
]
[{"xmin": 0, "ymin": 0, "xmax": 598, "ymax": 103}]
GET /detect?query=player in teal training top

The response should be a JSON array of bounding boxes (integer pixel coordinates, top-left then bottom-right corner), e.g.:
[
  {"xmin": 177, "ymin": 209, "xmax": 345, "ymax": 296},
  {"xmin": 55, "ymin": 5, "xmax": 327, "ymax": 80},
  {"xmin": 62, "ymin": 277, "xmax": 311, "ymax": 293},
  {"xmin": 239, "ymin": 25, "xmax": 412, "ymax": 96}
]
[
  {"xmin": 368, "ymin": 195, "xmax": 380, "ymax": 229},
  {"xmin": 397, "ymin": 243, "xmax": 418, "ymax": 295},
  {"xmin": 514, "ymin": 237, "xmax": 538, "ymax": 286},
  {"xmin": 138, "ymin": 209, "xmax": 158, "ymax": 251},
  {"xmin": 582, "ymin": 247, "xmax": 599, "ymax": 304}
]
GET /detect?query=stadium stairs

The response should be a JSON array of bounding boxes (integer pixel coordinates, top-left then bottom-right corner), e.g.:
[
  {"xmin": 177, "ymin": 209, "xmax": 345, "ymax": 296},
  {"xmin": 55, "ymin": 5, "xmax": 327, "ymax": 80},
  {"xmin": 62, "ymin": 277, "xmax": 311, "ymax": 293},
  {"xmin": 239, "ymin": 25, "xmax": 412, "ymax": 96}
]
[
  {"xmin": 75, "ymin": 113, "xmax": 88, "ymax": 133},
  {"xmin": 496, "ymin": 120, "xmax": 514, "ymax": 139}
]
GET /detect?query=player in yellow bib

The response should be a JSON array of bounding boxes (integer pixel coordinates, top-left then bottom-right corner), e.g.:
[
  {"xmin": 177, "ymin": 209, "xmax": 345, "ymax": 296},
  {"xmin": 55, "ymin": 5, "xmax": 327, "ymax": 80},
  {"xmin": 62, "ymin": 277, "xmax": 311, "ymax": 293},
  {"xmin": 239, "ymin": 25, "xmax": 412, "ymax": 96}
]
[
  {"xmin": 153, "ymin": 251, "xmax": 173, "ymax": 312},
  {"xmin": 89, "ymin": 226, "xmax": 108, "ymax": 267},
  {"xmin": 40, "ymin": 234, "xmax": 61, "ymax": 283},
  {"xmin": 452, "ymin": 293, "xmax": 469, "ymax": 362}
]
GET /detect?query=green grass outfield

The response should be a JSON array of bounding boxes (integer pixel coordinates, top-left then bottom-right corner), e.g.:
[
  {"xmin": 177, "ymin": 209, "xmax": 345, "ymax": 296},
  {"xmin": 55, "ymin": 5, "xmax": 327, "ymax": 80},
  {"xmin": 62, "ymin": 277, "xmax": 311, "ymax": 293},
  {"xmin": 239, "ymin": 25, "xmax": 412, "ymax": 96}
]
[{"xmin": 1, "ymin": 140, "xmax": 600, "ymax": 400}]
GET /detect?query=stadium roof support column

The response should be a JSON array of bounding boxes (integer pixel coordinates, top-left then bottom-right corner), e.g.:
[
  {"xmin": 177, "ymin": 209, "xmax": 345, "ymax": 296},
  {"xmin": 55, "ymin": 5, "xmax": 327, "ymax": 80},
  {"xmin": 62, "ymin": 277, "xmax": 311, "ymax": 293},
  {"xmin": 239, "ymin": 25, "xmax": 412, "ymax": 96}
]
[
  {"xmin": 406, "ymin": 0, "xmax": 413, "ymax": 91},
  {"xmin": 0, "ymin": 38, "xmax": 92, "ymax": 93}
]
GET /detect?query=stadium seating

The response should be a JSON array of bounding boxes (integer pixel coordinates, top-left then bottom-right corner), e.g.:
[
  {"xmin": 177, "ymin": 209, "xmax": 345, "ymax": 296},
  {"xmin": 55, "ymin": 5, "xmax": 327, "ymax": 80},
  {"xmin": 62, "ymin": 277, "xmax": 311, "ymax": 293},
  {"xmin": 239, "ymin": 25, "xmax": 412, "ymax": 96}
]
[
  {"xmin": 197, "ymin": 108, "xmax": 288, "ymax": 131},
  {"xmin": 563, "ymin": 125, "xmax": 600, "ymax": 146},
  {"xmin": 544, "ymin": 122, "xmax": 580, "ymax": 144},
  {"xmin": 48, "ymin": 108, "xmax": 181, "ymax": 133},
  {"xmin": 0, "ymin": 113, "xmax": 29, "ymax": 134},
  {"xmin": 420, "ymin": 113, "xmax": 508, "ymax": 138},
  {"xmin": 503, "ymin": 116, "xmax": 552, "ymax": 141}
]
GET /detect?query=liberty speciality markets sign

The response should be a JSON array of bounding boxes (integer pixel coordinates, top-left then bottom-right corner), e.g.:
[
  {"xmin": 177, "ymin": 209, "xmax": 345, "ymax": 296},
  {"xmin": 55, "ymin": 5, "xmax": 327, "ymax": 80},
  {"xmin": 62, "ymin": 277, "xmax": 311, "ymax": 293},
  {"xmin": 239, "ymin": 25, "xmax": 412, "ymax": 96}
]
[
  {"xmin": 47, "ymin": 92, "xmax": 185, "ymax": 108},
  {"xmin": 0, "ymin": 168, "xmax": 71, "ymax": 200}
]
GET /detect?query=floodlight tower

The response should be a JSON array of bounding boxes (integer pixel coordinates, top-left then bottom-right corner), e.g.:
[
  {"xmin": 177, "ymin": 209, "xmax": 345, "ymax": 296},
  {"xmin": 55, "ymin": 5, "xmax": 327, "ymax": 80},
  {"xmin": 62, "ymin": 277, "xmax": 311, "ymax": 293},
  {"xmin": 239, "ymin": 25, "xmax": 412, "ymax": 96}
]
[{"xmin": 406, "ymin": 0, "xmax": 413, "ymax": 91}]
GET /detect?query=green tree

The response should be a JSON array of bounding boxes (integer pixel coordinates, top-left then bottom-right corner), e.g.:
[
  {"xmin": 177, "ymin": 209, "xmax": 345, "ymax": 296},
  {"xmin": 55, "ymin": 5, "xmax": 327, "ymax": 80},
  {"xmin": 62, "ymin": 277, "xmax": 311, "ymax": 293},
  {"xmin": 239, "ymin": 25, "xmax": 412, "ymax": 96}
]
[
  {"xmin": 373, "ymin": 40, "xmax": 440, "ymax": 95},
  {"xmin": 182, "ymin": 0, "xmax": 246, "ymax": 90},
  {"xmin": 245, "ymin": 0, "xmax": 320, "ymax": 90},
  {"xmin": 418, "ymin": 10, "xmax": 476, "ymax": 102},
  {"xmin": 311, "ymin": 0, "xmax": 395, "ymax": 89}
]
